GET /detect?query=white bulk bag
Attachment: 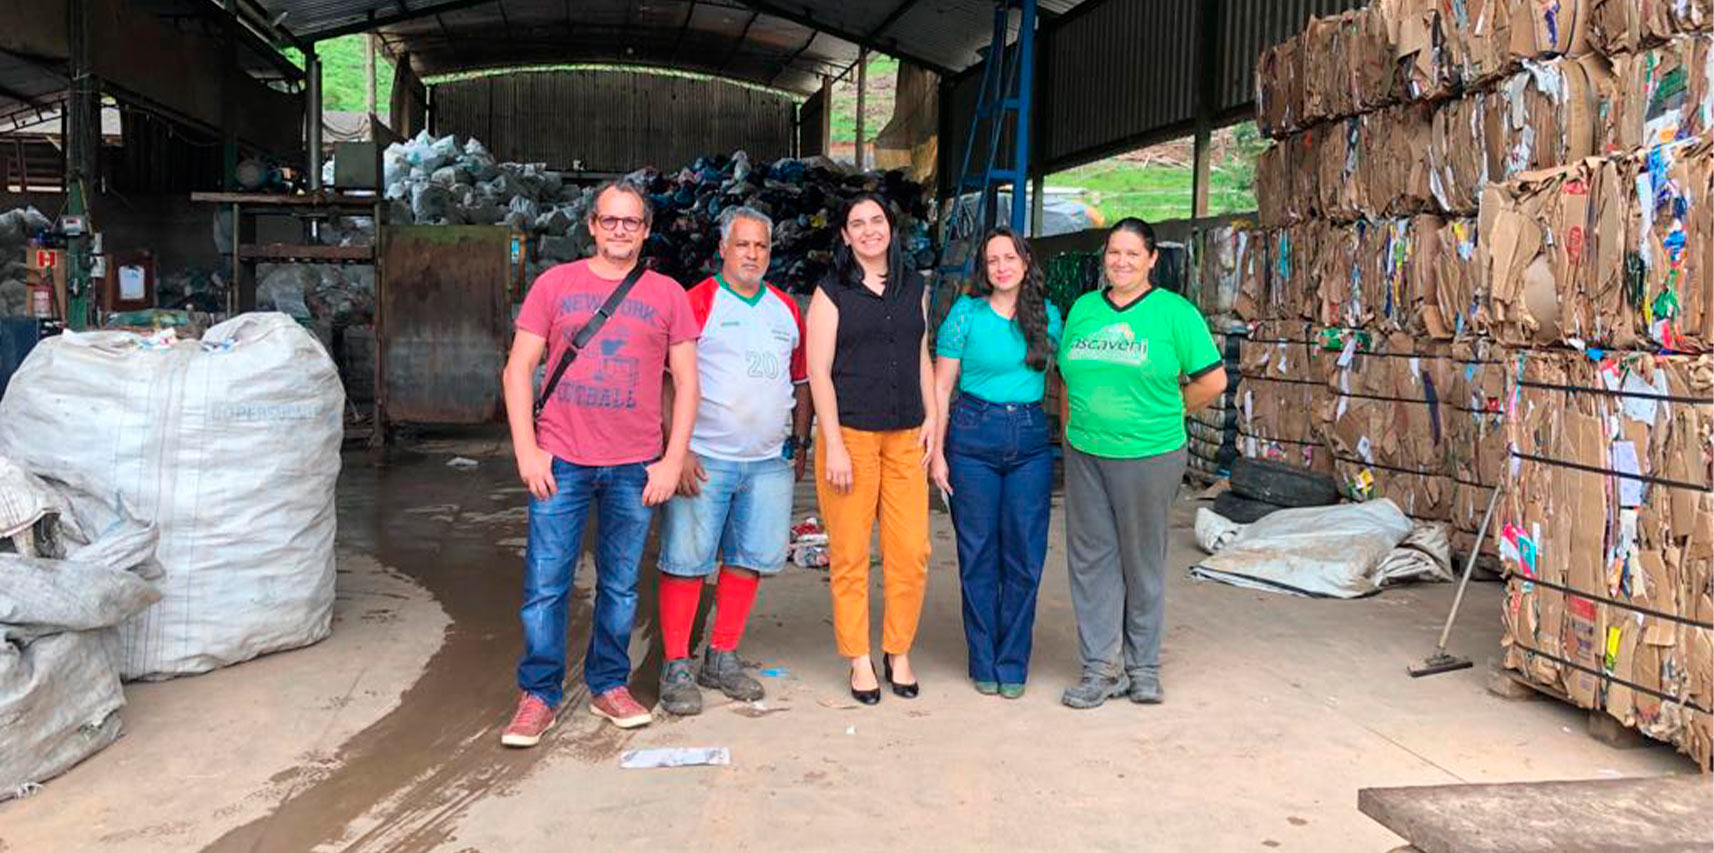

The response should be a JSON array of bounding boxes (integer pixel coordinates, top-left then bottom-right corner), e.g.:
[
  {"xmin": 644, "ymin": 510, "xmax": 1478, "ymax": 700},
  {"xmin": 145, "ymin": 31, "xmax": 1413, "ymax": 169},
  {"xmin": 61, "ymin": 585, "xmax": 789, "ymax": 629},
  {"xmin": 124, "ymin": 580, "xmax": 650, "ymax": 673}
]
[{"xmin": 0, "ymin": 314, "xmax": 344, "ymax": 679}]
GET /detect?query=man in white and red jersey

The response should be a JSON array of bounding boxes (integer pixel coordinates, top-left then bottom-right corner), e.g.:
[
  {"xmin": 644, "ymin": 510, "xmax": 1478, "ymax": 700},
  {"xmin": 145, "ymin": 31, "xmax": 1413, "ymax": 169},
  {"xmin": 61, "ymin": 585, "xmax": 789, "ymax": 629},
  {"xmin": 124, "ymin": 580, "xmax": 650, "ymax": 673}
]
[{"xmin": 655, "ymin": 205, "xmax": 812, "ymax": 716}]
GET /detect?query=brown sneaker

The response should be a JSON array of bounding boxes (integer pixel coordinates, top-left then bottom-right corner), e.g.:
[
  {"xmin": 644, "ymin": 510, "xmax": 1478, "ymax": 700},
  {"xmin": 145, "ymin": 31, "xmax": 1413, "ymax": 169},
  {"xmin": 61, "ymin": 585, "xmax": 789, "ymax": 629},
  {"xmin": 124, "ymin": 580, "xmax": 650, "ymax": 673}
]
[
  {"xmin": 589, "ymin": 687, "xmax": 653, "ymax": 729},
  {"xmin": 500, "ymin": 692, "xmax": 556, "ymax": 748}
]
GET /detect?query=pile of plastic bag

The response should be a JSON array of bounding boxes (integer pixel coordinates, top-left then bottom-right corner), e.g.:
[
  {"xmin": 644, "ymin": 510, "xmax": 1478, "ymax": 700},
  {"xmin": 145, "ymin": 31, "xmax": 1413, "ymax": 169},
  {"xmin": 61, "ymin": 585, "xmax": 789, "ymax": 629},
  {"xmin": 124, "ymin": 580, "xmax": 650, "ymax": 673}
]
[
  {"xmin": 0, "ymin": 207, "xmax": 52, "ymax": 317},
  {"xmin": 620, "ymin": 150, "xmax": 935, "ymax": 288},
  {"xmin": 0, "ymin": 456, "xmax": 162, "ymax": 801},
  {"xmin": 256, "ymin": 263, "xmax": 375, "ymax": 325},
  {"xmin": 322, "ymin": 132, "xmax": 936, "ymax": 292},
  {"xmin": 152, "ymin": 267, "xmax": 231, "ymax": 314}
]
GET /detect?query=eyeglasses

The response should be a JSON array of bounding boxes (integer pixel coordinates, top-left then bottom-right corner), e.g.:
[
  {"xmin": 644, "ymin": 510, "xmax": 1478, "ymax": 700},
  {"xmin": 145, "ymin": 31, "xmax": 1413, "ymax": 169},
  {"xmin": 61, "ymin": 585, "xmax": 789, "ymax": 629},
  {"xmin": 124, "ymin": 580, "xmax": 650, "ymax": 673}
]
[{"xmin": 596, "ymin": 215, "xmax": 646, "ymax": 233}]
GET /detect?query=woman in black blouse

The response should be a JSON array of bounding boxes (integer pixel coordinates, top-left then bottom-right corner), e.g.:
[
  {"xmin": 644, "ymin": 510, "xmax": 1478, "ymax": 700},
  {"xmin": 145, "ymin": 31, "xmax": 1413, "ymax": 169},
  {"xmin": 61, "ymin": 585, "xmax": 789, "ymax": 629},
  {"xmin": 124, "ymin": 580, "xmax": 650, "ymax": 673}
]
[{"xmin": 805, "ymin": 194, "xmax": 937, "ymax": 704}]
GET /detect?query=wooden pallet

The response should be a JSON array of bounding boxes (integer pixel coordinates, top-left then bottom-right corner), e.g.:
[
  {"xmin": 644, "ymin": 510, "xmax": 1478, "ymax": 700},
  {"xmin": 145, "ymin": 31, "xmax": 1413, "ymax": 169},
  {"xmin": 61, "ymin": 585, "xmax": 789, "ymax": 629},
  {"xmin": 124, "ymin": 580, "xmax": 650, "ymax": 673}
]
[
  {"xmin": 1484, "ymin": 666, "xmax": 1659, "ymax": 751},
  {"xmin": 1360, "ymin": 775, "xmax": 1713, "ymax": 853}
]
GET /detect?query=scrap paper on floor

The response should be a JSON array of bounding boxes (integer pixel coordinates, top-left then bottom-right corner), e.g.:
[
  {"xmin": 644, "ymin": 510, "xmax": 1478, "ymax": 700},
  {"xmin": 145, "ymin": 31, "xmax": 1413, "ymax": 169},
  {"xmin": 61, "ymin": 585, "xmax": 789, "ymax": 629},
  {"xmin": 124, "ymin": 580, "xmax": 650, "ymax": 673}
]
[{"xmin": 619, "ymin": 747, "xmax": 731, "ymax": 769}]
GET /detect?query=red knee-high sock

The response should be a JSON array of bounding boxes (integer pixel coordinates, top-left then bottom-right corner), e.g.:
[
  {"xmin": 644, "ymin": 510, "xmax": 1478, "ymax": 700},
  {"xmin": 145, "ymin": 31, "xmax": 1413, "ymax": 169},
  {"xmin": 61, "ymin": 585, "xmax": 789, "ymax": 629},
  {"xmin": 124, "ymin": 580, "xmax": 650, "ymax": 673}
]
[
  {"xmin": 709, "ymin": 567, "xmax": 761, "ymax": 652},
  {"xmin": 658, "ymin": 574, "xmax": 703, "ymax": 661}
]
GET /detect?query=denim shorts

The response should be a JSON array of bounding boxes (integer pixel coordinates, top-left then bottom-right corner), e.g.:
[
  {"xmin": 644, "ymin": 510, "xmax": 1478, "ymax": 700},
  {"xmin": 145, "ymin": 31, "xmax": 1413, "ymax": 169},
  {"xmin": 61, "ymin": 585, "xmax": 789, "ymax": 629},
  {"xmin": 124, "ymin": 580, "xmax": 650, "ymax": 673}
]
[{"xmin": 659, "ymin": 454, "xmax": 794, "ymax": 576}]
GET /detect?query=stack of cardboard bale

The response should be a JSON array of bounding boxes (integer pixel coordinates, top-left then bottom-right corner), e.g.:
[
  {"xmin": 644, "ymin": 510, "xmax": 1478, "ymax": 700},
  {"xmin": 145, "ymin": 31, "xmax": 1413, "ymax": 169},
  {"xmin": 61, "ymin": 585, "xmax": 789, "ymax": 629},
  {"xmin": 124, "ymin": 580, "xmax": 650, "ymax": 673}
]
[
  {"xmin": 1481, "ymin": 134, "xmax": 1712, "ymax": 768},
  {"xmin": 1185, "ymin": 224, "xmax": 1251, "ymax": 484},
  {"xmin": 1248, "ymin": 1, "xmax": 1713, "ymax": 767}
]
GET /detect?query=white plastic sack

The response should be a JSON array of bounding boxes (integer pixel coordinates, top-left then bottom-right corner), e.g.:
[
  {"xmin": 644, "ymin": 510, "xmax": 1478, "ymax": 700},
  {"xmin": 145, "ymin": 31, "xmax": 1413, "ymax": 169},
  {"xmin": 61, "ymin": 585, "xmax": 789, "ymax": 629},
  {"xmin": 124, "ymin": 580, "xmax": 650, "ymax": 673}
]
[
  {"xmin": 257, "ymin": 265, "xmax": 315, "ymax": 319},
  {"xmin": 0, "ymin": 210, "xmax": 24, "ymax": 247},
  {"xmin": 0, "ymin": 506, "xmax": 160, "ymax": 801},
  {"xmin": 0, "ymin": 314, "xmax": 344, "ymax": 679},
  {"xmin": 1193, "ymin": 507, "xmax": 1244, "ymax": 554},
  {"xmin": 1190, "ymin": 500, "xmax": 1452, "ymax": 598},
  {"xmin": 382, "ymin": 145, "xmax": 410, "ymax": 187}
]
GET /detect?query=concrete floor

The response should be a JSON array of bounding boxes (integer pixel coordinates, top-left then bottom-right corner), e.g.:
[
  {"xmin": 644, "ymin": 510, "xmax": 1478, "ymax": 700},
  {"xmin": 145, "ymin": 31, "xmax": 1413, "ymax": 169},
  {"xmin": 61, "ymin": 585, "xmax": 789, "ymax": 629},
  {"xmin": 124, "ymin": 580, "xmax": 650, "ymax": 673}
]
[{"xmin": 0, "ymin": 436, "xmax": 1695, "ymax": 853}]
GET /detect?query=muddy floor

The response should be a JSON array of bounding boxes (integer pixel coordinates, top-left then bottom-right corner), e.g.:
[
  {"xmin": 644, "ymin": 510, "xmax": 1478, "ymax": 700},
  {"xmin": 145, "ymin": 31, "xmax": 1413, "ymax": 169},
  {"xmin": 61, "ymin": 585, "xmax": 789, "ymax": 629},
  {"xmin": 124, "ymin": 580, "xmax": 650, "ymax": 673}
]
[{"xmin": 0, "ymin": 435, "xmax": 1695, "ymax": 852}]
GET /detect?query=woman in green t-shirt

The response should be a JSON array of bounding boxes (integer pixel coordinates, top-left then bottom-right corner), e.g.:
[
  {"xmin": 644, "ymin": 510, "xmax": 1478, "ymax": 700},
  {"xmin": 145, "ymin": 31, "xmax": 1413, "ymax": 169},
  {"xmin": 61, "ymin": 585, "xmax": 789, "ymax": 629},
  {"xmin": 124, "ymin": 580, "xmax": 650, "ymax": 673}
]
[
  {"xmin": 1055, "ymin": 218, "xmax": 1227, "ymax": 710},
  {"xmin": 929, "ymin": 228, "xmax": 1063, "ymax": 699}
]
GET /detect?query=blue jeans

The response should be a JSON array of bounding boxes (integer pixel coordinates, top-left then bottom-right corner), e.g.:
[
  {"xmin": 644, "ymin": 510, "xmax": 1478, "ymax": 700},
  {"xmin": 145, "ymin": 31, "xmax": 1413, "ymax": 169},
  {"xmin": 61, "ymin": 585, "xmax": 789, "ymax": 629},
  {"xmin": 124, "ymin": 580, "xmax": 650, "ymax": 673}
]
[
  {"xmin": 945, "ymin": 395, "xmax": 1054, "ymax": 684},
  {"xmin": 517, "ymin": 458, "xmax": 653, "ymax": 707},
  {"xmin": 659, "ymin": 454, "xmax": 794, "ymax": 576}
]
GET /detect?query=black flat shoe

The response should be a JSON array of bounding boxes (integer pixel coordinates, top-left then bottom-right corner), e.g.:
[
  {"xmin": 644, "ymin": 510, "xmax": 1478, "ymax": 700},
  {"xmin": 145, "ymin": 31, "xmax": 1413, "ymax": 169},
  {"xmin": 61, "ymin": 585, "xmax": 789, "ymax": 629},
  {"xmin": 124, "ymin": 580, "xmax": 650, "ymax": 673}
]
[
  {"xmin": 884, "ymin": 654, "xmax": 919, "ymax": 699},
  {"xmin": 850, "ymin": 664, "xmax": 881, "ymax": 705}
]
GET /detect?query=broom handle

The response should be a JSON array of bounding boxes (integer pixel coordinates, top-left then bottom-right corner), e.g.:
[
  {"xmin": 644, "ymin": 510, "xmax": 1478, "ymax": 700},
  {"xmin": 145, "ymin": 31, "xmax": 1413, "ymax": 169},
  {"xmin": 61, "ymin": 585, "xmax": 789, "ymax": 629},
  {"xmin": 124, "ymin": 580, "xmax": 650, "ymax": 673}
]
[{"xmin": 1436, "ymin": 484, "xmax": 1503, "ymax": 654}]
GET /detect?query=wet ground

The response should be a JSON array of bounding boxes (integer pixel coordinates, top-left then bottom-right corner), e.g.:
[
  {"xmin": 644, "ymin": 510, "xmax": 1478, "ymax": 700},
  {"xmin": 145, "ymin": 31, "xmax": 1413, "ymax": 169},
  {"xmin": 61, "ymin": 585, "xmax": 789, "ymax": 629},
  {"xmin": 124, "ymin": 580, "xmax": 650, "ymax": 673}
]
[{"xmin": 0, "ymin": 433, "xmax": 1696, "ymax": 852}]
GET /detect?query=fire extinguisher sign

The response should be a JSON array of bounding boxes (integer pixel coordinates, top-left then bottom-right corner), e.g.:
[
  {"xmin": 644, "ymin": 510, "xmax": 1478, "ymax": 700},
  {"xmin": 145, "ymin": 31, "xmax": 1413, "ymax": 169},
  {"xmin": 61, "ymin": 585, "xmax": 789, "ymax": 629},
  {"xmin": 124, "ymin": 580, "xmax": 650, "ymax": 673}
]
[{"xmin": 34, "ymin": 250, "xmax": 56, "ymax": 269}]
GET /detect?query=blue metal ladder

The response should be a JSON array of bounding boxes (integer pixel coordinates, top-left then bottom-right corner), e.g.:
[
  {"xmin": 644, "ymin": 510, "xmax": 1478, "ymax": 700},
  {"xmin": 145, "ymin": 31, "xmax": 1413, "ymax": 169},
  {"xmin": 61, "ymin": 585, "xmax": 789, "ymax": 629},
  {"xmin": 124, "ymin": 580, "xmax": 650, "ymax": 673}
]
[{"xmin": 934, "ymin": 0, "xmax": 1037, "ymax": 302}]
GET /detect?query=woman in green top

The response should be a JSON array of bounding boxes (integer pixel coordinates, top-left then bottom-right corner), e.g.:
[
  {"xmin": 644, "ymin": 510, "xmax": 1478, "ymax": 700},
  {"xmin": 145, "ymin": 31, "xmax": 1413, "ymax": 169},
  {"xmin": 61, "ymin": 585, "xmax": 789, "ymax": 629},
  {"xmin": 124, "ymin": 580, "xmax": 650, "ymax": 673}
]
[
  {"xmin": 930, "ymin": 228, "xmax": 1063, "ymax": 698},
  {"xmin": 1055, "ymin": 217, "xmax": 1226, "ymax": 710}
]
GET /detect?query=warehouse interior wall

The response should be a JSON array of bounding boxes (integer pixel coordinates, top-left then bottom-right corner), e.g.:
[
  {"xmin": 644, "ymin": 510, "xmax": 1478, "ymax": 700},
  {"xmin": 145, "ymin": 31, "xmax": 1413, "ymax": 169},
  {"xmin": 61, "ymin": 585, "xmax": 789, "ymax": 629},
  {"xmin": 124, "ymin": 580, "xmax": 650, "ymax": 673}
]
[
  {"xmin": 0, "ymin": 190, "xmax": 224, "ymax": 278},
  {"xmin": 429, "ymin": 69, "xmax": 797, "ymax": 173}
]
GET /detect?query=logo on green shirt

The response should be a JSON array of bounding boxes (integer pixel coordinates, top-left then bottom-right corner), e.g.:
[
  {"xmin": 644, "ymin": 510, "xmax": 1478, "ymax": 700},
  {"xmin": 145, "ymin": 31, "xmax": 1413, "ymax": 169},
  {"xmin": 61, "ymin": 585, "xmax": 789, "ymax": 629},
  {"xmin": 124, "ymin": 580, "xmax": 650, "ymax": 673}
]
[{"xmin": 1066, "ymin": 322, "xmax": 1148, "ymax": 366}]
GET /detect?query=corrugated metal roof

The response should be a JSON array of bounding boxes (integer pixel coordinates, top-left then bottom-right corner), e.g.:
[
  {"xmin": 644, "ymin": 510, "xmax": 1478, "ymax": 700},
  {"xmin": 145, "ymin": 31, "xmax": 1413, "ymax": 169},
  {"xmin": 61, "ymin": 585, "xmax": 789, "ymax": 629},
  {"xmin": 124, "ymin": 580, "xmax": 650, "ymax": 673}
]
[
  {"xmin": 359, "ymin": 0, "xmax": 858, "ymax": 94},
  {"xmin": 1039, "ymin": 0, "xmax": 1200, "ymax": 170},
  {"xmin": 0, "ymin": 52, "xmax": 68, "ymax": 131},
  {"xmin": 1218, "ymin": 0, "xmax": 1367, "ymax": 113},
  {"xmin": 939, "ymin": 0, "xmax": 1371, "ymax": 182},
  {"xmin": 249, "ymin": 0, "xmax": 1094, "ymax": 94}
]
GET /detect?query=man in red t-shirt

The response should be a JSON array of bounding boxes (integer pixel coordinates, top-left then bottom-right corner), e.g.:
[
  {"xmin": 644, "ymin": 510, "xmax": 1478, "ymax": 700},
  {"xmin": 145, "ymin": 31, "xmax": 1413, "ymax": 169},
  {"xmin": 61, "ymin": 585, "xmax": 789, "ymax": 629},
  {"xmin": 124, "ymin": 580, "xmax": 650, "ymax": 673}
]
[{"xmin": 498, "ymin": 181, "xmax": 699, "ymax": 746}]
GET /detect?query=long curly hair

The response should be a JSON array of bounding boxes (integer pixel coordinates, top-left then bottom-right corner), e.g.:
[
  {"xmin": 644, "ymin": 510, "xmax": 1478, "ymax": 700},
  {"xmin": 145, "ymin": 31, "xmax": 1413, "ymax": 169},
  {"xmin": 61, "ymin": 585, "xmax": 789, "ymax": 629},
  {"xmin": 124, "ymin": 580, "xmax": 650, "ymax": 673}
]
[{"xmin": 970, "ymin": 227, "xmax": 1052, "ymax": 372}]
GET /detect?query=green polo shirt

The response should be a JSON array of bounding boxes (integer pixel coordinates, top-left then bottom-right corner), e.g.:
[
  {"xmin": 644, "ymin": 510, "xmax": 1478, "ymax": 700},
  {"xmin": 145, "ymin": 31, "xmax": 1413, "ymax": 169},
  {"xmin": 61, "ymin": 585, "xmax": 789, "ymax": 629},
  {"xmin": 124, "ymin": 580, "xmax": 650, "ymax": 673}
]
[{"xmin": 1057, "ymin": 287, "xmax": 1222, "ymax": 459}]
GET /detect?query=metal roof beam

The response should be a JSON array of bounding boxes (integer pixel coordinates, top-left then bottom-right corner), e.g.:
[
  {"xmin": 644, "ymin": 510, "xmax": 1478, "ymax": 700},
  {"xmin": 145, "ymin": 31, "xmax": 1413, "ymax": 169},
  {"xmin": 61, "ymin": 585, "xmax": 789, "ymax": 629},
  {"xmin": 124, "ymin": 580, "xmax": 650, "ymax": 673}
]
[
  {"xmin": 767, "ymin": 27, "xmax": 817, "ymax": 88},
  {"xmin": 718, "ymin": 10, "xmax": 761, "ymax": 73},
  {"xmin": 0, "ymin": 79, "xmax": 48, "ymax": 108},
  {"xmin": 200, "ymin": 0, "xmax": 308, "ymax": 79},
  {"xmin": 863, "ymin": 0, "xmax": 921, "ymax": 42},
  {"xmin": 736, "ymin": 1, "xmax": 957, "ymax": 77},
  {"xmin": 669, "ymin": 0, "xmax": 698, "ymax": 64},
  {"xmin": 299, "ymin": 0, "xmax": 508, "ymax": 41},
  {"xmin": 435, "ymin": 12, "xmax": 466, "ymax": 65},
  {"xmin": 231, "ymin": 0, "xmax": 309, "ymax": 51}
]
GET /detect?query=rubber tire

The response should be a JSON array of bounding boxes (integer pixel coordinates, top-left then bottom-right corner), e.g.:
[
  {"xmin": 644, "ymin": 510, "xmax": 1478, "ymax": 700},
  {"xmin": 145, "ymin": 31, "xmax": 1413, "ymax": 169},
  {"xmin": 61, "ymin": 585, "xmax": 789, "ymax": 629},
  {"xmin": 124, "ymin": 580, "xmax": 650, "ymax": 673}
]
[
  {"xmin": 1228, "ymin": 457, "xmax": 1341, "ymax": 508},
  {"xmin": 1213, "ymin": 490, "xmax": 1285, "ymax": 524}
]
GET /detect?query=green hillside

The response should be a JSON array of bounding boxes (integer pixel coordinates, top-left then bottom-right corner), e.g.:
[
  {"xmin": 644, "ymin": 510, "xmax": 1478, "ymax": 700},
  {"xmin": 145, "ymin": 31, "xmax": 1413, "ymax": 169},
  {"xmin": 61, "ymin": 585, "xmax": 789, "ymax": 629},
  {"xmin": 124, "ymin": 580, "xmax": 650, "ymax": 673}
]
[{"xmin": 288, "ymin": 35, "xmax": 394, "ymax": 113}]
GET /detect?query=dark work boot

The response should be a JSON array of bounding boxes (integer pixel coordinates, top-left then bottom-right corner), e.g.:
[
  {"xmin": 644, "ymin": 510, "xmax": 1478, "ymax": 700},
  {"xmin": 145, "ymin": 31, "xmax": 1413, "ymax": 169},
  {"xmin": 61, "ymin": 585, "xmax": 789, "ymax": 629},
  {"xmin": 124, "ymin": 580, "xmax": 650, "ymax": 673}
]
[
  {"xmin": 659, "ymin": 658, "xmax": 702, "ymax": 716},
  {"xmin": 1128, "ymin": 673, "xmax": 1163, "ymax": 704},
  {"xmin": 698, "ymin": 647, "xmax": 764, "ymax": 702},
  {"xmin": 1061, "ymin": 672, "xmax": 1130, "ymax": 710}
]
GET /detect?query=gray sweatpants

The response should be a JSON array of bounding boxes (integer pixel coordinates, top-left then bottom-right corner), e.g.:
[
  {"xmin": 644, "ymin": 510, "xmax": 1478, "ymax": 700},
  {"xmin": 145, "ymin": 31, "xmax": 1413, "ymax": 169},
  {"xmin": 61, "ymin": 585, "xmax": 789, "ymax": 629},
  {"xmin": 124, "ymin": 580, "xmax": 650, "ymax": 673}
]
[{"xmin": 1064, "ymin": 444, "xmax": 1187, "ymax": 680}]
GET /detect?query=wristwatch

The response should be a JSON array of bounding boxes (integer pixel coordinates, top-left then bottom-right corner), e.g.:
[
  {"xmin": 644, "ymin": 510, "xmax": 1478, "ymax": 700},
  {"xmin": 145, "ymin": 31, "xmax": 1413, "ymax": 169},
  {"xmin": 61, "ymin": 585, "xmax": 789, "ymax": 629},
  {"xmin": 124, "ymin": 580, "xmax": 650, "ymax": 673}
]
[{"xmin": 784, "ymin": 433, "xmax": 813, "ymax": 460}]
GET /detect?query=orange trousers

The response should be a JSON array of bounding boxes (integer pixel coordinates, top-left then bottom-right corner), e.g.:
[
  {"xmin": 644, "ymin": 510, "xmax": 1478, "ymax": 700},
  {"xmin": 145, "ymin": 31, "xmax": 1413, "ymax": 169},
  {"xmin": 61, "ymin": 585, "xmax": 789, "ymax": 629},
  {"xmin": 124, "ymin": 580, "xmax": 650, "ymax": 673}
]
[{"xmin": 815, "ymin": 426, "xmax": 931, "ymax": 658}]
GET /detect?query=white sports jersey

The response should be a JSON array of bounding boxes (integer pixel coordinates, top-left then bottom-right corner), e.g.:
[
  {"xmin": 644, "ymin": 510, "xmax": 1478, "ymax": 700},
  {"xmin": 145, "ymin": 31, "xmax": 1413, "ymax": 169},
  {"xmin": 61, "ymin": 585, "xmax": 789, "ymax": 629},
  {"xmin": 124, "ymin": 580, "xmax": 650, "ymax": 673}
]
[{"xmin": 685, "ymin": 276, "xmax": 807, "ymax": 461}]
